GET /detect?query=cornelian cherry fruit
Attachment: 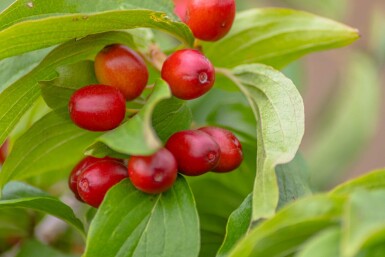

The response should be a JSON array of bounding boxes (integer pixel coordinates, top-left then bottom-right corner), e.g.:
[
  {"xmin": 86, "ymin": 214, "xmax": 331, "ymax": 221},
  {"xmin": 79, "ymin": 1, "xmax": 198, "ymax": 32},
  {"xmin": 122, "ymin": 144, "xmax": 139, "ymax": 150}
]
[
  {"xmin": 161, "ymin": 49, "xmax": 215, "ymax": 100},
  {"xmin": 68, "ymin": 156, "xmax": 122, "ymax": 201},
  {"xmin": 199, "ymin": 127, "xmax": 243, "ymax": 172},
  {"xmin": 185, "ymin": 0, "xmax": 236, "ymax": 41},
  {"xmin": 94, "ymin": 44, "xmax": 149, "ymax": 100},
  {"xmin": 128, "ymin": 148, "xmax": 178, "ymax": 194},
  {"xmin": 69, "ymin": 84, "xmax": 126, "ymax": 131},
  {"xmin": 0, "ymin": 139, "xmax": 9, "ymax": 165},
  {"xmin": 77, "ymin": 160, "xmax": 127, "ymax": 208},
  {"xmin": 166, "ymin": 130, "xmax": 220, "ymax": 176}
]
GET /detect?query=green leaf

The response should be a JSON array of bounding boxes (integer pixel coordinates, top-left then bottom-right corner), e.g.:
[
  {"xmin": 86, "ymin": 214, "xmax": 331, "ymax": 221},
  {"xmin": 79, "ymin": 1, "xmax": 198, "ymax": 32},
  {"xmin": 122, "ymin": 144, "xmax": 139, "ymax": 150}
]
[
  {"xmin": 294, "ymin": 227, "xmax": 341, "ymax": 257},
  {"xmin": 227, "ymin": 195, "xmax": 345, "ymax": 257},
  {"xmin": 341, "ymin": 190, "xmax": 385, "ymax": 257},
  {"xmin": 188, "ymin": 144, "xmax": 256, "ymax": 257},
  {"xmin": 306, "ymin": 53, "xmax": 381, "ymax": 190},
  {"xmin": 0, "ymin": 0, "xmax": 177, "ymax": 31},
  {"xmin": 189, "ymin": 88, "xmax": 256, "ymax": 142},
  {"xmin": 87, "ymin": 79, "xmax": 171, "ymax": 156},
  {"xmin": 276, "ymin": 153, "xmax": 312, "ymax": 210},
  {"xmin": 40, "ymin": 60, "xmax": 98, "ymax": 113},
  {"xmin": 0, "ymin": 47, "xmax": 51, "ymax": 92},
  {"xmin": 0, "ymin": 31, "xmax": 134, "ymax": 147},
  {"xmin": 216, "ymin": 153, "xmax": 311, "ymax": 257},
  {"xmin": 217, "ymin": 194, "xmax": 252, "ymax": 257},
  {"xmin": 16, "ymin": 239, "xmax": 77, "ymax": 257},
  {"xmin": 331, "ymin": 169, "xmax": 385, "ymax": 196},
  {"xmin": 152, "ymin": 98, "xmax": 192, "ymax": 142},
  {"xmin": 218, "ymin": 64, "xmax": 304, "ymax": 221},
  {"xmin": 204, "ymin": 8, "xmax": 359, "ymax": 69},
  {"xmin": 0, "ymin": 9, "xmax": 193, "ymax": 60},
  {"xmin": 84, "ymin": 177, "xmax": 200, "ymax": 257},
  {"xmin": 0, "ymin": 110, "xmax": 101, "ymax": 189},
  {"xmin": 0, "ymin": 182, "xmax": 84, "ymax": 235}
]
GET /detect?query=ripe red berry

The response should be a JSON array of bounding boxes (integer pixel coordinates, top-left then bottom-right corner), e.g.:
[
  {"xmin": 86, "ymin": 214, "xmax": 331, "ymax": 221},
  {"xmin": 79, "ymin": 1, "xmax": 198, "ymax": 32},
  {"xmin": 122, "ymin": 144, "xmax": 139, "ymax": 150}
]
[
  {"xmin": 128, "ymin": 148, "xmax": 178, "ymax": 194},
  {"xmin": 0, "ymin": 139, "xmax": 9, "ymax": 165},
  {"xmin": 165, "ymin": 130, "xmax": 220, "ymax": 176},
  {"xmin": 199, "ymin": 127, "xmax": 243, "ymax": 172},
  {"xmin": 68, "ymin": 156, "xmax": 122, "ymax": 201},
  {"xmin": 94, "ymin": 44, "xmax": 149, "ymax": 100},
  {"xmin": 69, "ymin": 84, "xmax": 126, "ymax": 131},
  {"xmin": 161, "ymin": 49, "xmax": 215, "ymax": 100},
  {"xmin": 77, "ymin": 160, "xmax": 127, "ymax": 208},
  {"xmin": 185, "ymin": 0, "xmax": 236, "ymax": 41}
]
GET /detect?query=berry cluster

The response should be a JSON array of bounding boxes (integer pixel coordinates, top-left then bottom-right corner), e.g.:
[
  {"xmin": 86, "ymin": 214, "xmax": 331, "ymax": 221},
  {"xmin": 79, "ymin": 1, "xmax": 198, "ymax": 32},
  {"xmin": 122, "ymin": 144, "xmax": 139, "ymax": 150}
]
[
  {"xmin": 69, "ymin": 126, "xmax": 243, "ymax": 207},
  {"xmin": 67, "ymin": 0, "xmax": 239, "ymax": 207}
]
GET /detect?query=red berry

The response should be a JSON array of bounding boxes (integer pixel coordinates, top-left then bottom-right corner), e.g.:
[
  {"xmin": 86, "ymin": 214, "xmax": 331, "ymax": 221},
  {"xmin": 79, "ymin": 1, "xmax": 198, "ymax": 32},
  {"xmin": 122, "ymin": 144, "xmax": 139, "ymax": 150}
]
[
  {"xmin": 161, "ymin": 49, "xmax": 215, "ymax": 100},
  {"xmin": 77, "ymin": 160, "xmax": 127, "ymax": 208},
  {"xmin": 69, "ymin": 84, "xmax": 126, "ymax": 131},
  {"xmin": 199, "ymin": 127, "xmax": 243, "ymax": 172},
  {"xmin": 128, "ymin": 148, "xmax": 178, "ymax": 194},
  {"xmin": 165, "ymin": 130, "xmax": 220, "ymax": 176},
  {"xmin": 0, "ymin": 139, "xmax": 9, "ymax": 165},
  {"xmin": 173, "ymin": 0, "xmax": 188, "ymax": 20},
  {"xmin": 68, "ymin": 156, "xmax": 122, "ymax": 201},
  {"xmin": 94, "ymin": 44, "xmax": 149, "ymax": 100},
  {"xmin": 185, "ymin": 0, "xmax": 236, "ymax": 41}
]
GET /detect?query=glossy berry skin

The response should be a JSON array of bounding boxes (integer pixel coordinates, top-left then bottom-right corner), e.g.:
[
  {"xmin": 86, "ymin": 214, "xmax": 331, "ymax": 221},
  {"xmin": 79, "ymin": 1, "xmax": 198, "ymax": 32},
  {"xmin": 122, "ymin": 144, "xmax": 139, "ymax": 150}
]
[
  {"xmin": 166, "ymin": 130, "xmax": 220, "ymax": 176},
  {"xmin": 94, "ymin": 44, "xmax": 149, "ymax": 100},
  {"xmin": 185, "ymin": 0, "xmax": 236, "ymax": 41},
  {"xmin": 77, "ymin": 160, "xmax": 127, "ymax": 208},
  {"xmin": 68, "ymin": 156, "xmax": 122, "ymax": 201},
  {"xmin": 69, "ymin": 84, "xmax": 126, "ymax": 131},
  {"xmin": 199, "ymin": 127, "xmax": 243, "ymax": 172},
  {"xmin": 0, "ymin": 139, "xmax": 9, "ymax": 165},
  {"xmin": 161, "ymin": 49, "xmax": 215, "ymax": 100},
  {"xmin": 128, "ymin": 148, "xmax": 178, "ymax": 194}
]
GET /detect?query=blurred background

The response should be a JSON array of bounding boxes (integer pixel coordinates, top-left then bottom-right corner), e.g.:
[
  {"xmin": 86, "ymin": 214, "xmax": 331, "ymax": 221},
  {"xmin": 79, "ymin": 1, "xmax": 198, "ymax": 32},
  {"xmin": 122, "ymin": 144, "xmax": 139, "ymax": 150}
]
[
  {"xmin": 240, "ymin": 0, "xmax": 385, "ymax": 190},
  {"xmin": 0, "ymin": 0, "xmax": 384, "ymax": 255}
]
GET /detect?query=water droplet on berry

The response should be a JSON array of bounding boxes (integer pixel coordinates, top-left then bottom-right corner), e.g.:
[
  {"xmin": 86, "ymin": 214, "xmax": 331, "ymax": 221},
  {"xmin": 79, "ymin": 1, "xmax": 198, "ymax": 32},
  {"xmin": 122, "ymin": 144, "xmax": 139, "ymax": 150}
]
[
  {"xmin": 207, "ymin": 151, "xmax": 217, "ymax": 163},
  {"xmin": 221, "ymin": 22, "xmax": 226, "ymax": 28},
  {"xmin": 154, "ymin": 168, "xmax": 164, "ymax": 182},
  {"xmin": 79, "ymin": 179, "xmax": 89, "ymax": 192},
  {"xmin": 198, "ymin": 72, "xmax": 208, "ymax": 84}
]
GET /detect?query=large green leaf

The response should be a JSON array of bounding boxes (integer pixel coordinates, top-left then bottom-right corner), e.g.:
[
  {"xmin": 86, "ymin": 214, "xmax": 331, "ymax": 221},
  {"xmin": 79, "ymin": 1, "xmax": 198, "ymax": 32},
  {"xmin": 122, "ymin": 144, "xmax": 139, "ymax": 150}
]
[
  {"xmin": 0, "ymin": 47, "xmax": 51, "ymax": 92},
  {"xmin": 0, "ymin": 8, "xmax": 192, "ymax": 60},
  {"xmin": 152, "ymin": 98, "xmax": 192, "ymax": 143},
  {"xmin": 294, "ymin": 227, "xmax": 341, "ymax": 257},
  {"xmin": 204, "ymin": 8, "xmax": 358, "ymax": 69},
  {"xmin": 188, "ymin": 144, "xmax": 256, "ymax": 257},
  {"xmin": 0, "ymin": 31, "xmax": 134, "ymax": 147},
  {"xmin": 306, "ymin": 53, "xmax": 380, "ymax": 190},
  {"xmin": 16, "ymin": 239, "xmax": 77, "ymax": 257},
  {"xmin": 276, "ymin": 153, "xmax": 311, "ymax": 210},
  {"xmin": 216, "ymin": 153, "xmax": 311, "ymax": 257},
  {"xmin": 341, "ymin": 190, "xmax": 385, "ymax": 257},
  {"xmin": 87, "ymin": 79, "xmax": 171, "ymax": 156},
  {"xmin": 216, "ymin": 195, "xmax": 252, "ymax": 257},
  {"xmin": 218, "ymin": 64, "xmax": 304, "ymax": 221},
  {"xmin": 0, "ymin": 0, "xmax": 177, "ymax": 31},
  {"xmin": 0, "ymin": 182, "xmax": 84, "ymax": 235},
  {"xmin": 84, "ymin": 177, "xmax": 200, "ymax": 257},
  {"xmin": 0, "ymin": 110, "xmax": 101, "ymax": 189},
  {"xmin": 331, "ymin": 169, "xmax": 385, "ymax": 195},
  {"xmin": 227, "ymin": 195, "xmax": 345, "ymax": 257}
]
